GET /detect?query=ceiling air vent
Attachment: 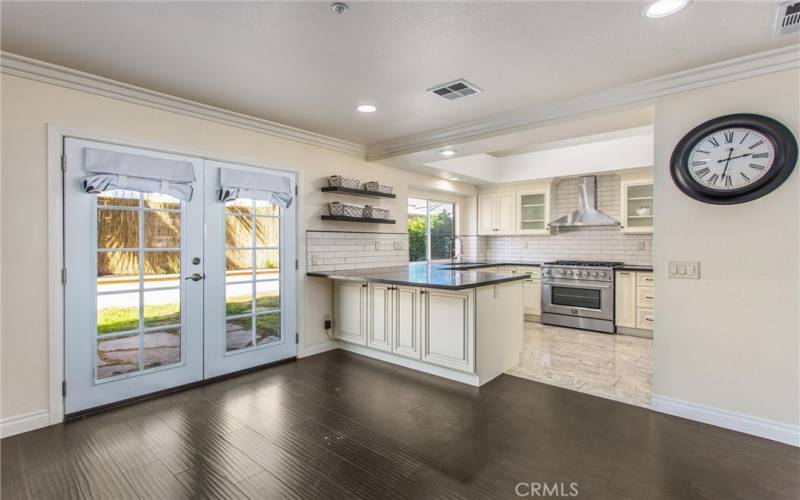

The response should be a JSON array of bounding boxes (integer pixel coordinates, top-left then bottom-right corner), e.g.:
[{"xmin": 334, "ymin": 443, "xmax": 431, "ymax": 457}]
[
  {"xmin": 428, "ymin": 79, "xmax": 482, "ymax": 101},
  {"xmin": 774, "ymin": 2, "xmax": 800, "ymax": 37}
]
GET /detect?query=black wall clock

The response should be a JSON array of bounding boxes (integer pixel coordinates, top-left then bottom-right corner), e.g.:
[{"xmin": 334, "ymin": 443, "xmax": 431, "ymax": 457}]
[{"xmin": 670, "ymin": 113, "xmax": 797, "ymax": 204}]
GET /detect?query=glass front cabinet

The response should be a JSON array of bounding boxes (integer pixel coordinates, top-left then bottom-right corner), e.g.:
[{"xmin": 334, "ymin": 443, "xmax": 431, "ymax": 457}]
[
  {"xmin": 516, "ymin": 189, "xmax": 550, "ymax": 234},
  {"xmin": 621, "ymin": 180, "xmax": 653, "ymax": 233}
]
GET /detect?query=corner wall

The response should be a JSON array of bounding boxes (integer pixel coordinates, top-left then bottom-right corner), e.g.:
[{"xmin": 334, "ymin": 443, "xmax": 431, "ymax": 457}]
[{"xmin": 652, "ymin": 68, "xmax": 799, "ymax": 444}]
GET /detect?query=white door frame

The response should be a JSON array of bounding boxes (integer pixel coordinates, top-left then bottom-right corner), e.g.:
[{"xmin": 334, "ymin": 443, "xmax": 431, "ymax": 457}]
[{"xmin": 45, "ymin": 125, "xmax": 304, "ymax": 425}]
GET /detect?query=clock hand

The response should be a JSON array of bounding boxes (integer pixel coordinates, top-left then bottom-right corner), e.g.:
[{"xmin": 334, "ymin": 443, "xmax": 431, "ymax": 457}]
[
  {"xmin": 717, "ymin": 153, "xmax": 752, "ymax": 163},
  {"xmin": 720, "ymin": 148, "xmax": 735, "ymax": 182}
]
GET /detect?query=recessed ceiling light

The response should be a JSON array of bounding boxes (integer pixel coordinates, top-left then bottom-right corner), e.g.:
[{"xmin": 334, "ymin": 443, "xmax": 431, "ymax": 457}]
[
  {"xmin": 439, "ymin": 149, "xmax": 457, "ymax": 157},
  {"xmin": 330, "ymin": 2, "xmax": 349, "ymax": 15},
  {"xmin": 644, "ymin": 0, "xmax": 690, "ymax": 18},
  {"xmin": 356, "ymin": 104, "xmax": 377, "ymax": 113},
  {"xmin": 447, "ymin": 176, "xmax": 460, "ymax": 181}
]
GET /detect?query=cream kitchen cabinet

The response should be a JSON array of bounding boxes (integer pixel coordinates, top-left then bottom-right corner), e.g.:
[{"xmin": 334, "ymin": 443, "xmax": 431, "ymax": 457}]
[
  {"xmin": 516, "ymin": 190, "xmax": 550, "ymax": 234},
  {"xmin": 420, "ymin": 288, "xmax": 475, "ymax": 373},
  {"xmin": 621, "ymin": 181, "xmax": 654, "ymax": 234},
  {"xmin": 392, "ymin": 286, "xmax": 421, "ymax": 359},
  {"xmin": 366, "ymin": 283, "xmax": 393, "ymax": 352},
  {"xmin": 477, "ymin": 192, "xmax": 516, "ymax": 235},
  {"xmin": 615, "ymin": 270, "xmax": 653, "ymax": 337},
  {"xmin": 333, "ymin": 281, "xmax": 368, "ymax": 344},
  {"xmin": 518, "ymin": 266, "xmax": 541, "ymax": 317}
]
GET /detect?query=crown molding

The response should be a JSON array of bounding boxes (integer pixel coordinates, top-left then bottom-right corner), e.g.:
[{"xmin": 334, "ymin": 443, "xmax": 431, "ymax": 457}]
[
  {"xmin": 1, "ymin": 52, "xmax": 367, "ymax": 157},
  {"xmin": 367, "ymin": 45, "xmax": 800, "ymax": 161}
]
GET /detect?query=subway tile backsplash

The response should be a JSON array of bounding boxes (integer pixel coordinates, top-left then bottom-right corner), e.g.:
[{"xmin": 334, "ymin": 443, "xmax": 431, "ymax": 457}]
[{"xmin": 306, "ymin": 231, "xmax": 409, "ymax": 273}]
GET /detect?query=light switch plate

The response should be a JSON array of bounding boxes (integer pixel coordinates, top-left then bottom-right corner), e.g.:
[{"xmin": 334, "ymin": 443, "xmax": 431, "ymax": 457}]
[{"xmin": 668, "ymin": 261, "xmax": 700, "ymax": 279}]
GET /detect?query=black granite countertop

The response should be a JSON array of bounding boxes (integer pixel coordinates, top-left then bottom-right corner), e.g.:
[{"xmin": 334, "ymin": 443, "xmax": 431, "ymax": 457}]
[
  {"xmin": 441, "ymin": 261, "xmax": 542, "ymax": 270},
  {"xmin": 306, "ymin": 263, "xmax": 528, "ymax": 290},
  {"xmin": 615, "ymin": 265, "xmax": 654, "ymax": 272}
]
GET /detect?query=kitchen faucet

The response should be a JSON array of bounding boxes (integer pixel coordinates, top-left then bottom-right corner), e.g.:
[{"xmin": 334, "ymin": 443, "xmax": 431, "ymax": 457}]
[{"xmin": 450, "ymin": 236, "xmax": 463, "ymax": 264}]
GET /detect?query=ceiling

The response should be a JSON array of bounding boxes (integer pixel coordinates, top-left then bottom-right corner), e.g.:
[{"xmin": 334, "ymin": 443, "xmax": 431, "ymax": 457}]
[{"xmin": 1, "ymin": 1, "xmax": 797, "ymax": 146}]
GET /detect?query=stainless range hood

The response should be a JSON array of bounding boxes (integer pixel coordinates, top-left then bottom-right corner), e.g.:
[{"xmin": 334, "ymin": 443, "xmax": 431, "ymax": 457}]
[{"xmin": 548, "ymin": 176, "xmax": 620, "ymax": 228}]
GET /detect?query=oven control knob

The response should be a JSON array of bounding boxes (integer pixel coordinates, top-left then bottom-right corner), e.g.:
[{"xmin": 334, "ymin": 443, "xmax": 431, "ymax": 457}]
[
  {"xmin": 599, "ymin": 272, "xmax": 607, "ymax": 278},
  {"xmin": 590, "ymin": 272, "xmax": 598, "ymax": 277},
  {"xmin": 581, "ymin": 271, "xmax": 589, "ymax": 277},
  {"xmin": 567, "ymin": 270, "xmax": 573, "ymax": 276},
  {"xmin": 556, "ymin": 269, "xmax": 564, "ymax": 275}
]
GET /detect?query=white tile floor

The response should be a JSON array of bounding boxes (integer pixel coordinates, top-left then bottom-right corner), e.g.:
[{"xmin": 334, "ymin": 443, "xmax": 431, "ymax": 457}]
[{"xmin": 506, "ymin": 321, "xmax": 653, "ymax": 407}]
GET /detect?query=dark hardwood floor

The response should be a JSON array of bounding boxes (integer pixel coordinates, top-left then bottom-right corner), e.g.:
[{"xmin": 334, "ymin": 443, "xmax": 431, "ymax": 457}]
[{"xmin": 2, "ymin": 349, "xmax": 798, "ymax": 499}]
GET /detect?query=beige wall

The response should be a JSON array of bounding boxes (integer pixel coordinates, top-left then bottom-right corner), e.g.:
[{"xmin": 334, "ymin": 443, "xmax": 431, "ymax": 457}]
[
  {"xmin": 0, "ymin": 74, "xmax": 475, "ymax": 419},
  {"xmin": 653, "ymin": 69, "xmax": 799, "ymax": 428}
]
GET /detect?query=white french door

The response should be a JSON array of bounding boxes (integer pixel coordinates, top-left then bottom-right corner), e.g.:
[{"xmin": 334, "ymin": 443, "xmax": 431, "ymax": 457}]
[{"xmin": 64, "ymin": 139, "xmax": 297, "ymax": 414}]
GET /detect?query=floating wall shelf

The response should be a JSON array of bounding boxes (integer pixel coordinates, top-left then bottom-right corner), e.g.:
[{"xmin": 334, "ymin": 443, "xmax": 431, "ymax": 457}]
[
  {"xmin": 321, "ymin": 186, "xmax": 397, "ymax": 199},
  {"xmin": 321, "ymin": 215, "xmax": 396, "ymax": 224}
]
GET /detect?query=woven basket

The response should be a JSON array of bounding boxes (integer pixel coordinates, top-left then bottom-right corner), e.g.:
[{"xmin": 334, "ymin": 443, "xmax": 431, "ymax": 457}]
[
  {"xmin": 327, "ymin": 175, "xmax": 360, "ymax": 190},
  {"xmin": 329, "ymin": 202, "xmax": 364, "ymax": 218},
  {"xmin": 363, "ymin": 205, "xmax": 391, "ymax": 220},
  {"xmin": 363, "ymin": 181, "xmax": 393, "ymax": 194}
]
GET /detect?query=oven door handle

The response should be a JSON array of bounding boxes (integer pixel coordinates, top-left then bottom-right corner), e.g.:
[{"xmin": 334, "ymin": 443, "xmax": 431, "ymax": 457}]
[{"xmin": 543, "ymin": 280, "xmax": 612, "ymax": 290}]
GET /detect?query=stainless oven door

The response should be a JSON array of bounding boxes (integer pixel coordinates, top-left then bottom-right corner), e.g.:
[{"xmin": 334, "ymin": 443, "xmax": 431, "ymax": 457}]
[{"xmin": 541, "ymin": 279, "xmax": 613, "ymax": 321}]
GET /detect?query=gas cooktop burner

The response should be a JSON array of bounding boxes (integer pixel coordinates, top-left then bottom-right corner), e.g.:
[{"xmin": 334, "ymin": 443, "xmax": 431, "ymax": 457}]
[{"xmin": 546, "ymin": 260, "xmax": 623, "ymax": 267}]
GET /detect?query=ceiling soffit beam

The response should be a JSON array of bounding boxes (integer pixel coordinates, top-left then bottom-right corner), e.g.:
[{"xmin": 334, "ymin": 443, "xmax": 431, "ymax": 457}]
[
  {"xmin": 367, "ymin": 45, "xmax": 800, "ymax": 162},
  {"xmin": 0, "ymin": 51, "xmax": 367, "ymax": 158}
]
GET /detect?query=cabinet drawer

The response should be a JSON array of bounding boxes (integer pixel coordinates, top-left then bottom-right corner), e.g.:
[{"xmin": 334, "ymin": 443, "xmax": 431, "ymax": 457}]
[
  {"xmin": 636, "ymin": 286, "xmax": 655, "ymax": 308},
  {"xmin": 636, "ymin": 272, "xmax": 654, "ymax": 286},
  {"xmin": 636, "ymin": 308, "xmax": 654, "ymax": 330},
  {"xmin": 517, "ymin": 266, "xmax": 540, "ymax": 278}
]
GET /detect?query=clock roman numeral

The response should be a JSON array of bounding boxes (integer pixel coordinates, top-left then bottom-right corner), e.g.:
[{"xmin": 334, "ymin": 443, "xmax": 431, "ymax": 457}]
[
  {"xmin": 740, "ymin": 172, "xmax": 750, "ymax": 183},
  {"xmin": 696, "ymin": 149, "xmax": 710, "ymax": 154},
  {"xmin": 694, "ymin": 167, "xmax": 710, "ymax": 178},
  {"xmin": 749, "ymin": 163, "xmax": 765, "ymax": 170},
  {"xmin": 752, "ymin": 152, "xmax": 769, "ymax": 159},
  {"xmin": 707, "ymin": 136, "xmax": 720, "ymax": 147},
  {"xmin": 739, "ymin": 131, "xmax": 750, "ymax": 144},
  {"xmin": 749, "ymin": 140, "xmax": 765, "ymax": 150},
  {"xmin": 724, "ymin": 131, "xmax": 734, "ymax": 144},
  {"xmin": 724, "ymin": 175, "xmax": 732, "ymax": 187},
  {"xmin": 691, "ymin": 160, "xmax": 708, "ymax": 166},
  {"xmin": 708, "ymin": 173, "xmax": 719, "ymax": 185}
]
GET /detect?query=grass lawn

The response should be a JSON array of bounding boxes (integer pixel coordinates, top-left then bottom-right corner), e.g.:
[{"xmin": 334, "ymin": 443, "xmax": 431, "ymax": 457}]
[{"xmin": 97, "ymin": 294, "xmax": 280, "ymax": 334}]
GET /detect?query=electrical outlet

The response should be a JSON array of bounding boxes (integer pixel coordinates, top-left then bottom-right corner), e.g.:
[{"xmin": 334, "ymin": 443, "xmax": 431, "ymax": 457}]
[
  {"xmin": 323, "ymin": 314, "xmax": 332, "ymax": 330},
  {"xmin": 668, "ymin": 261, "xmax": 700, "ymax": 279}
]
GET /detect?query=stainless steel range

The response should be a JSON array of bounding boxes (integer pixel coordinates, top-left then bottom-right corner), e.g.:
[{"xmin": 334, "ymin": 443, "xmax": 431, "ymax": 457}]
[{"xmin": 540, "ymin": 260, "xmax": 623, "ymax": 333}]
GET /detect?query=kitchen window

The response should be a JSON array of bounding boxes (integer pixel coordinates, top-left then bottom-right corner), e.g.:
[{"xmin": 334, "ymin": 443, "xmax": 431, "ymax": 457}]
[{"xmin": 408, "ymin": 197, "xmax": 455, "ymax": 262}]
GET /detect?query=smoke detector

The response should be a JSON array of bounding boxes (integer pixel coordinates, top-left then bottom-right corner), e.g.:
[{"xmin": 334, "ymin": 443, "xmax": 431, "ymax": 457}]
[
  {"xmin": 428, "ymin": 79, "xmax": 482, "ymax": 101},
  {"xmin": 774, "ymin": 2, "xmax": 800, "ymax": 37},
  {"xmin": 330, "ymin": 2, "xmax": 349, "ymax": 15}
]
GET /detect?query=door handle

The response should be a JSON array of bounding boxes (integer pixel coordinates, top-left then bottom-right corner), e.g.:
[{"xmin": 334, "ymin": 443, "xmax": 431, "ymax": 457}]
[{"xmin": 185, "ymin": 273, "xmax": 205, "ymax": 281}]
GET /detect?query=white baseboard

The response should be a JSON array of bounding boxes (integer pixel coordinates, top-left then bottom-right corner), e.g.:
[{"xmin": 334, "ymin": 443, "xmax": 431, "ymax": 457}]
[
  {"xmin": 299, "ymin": 340, "xmax": 339, "ymax": 358},
  {"xmin": 1, "ymin": 409, "xmax": 51, "ymax": 438},
  {"xmin": 651, "ymin": 395, "xmax": 799, "ymax": 447}
]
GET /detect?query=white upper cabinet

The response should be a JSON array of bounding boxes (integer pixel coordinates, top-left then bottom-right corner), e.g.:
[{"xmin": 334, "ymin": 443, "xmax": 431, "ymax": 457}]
[
  {"xmin": 495, "ymin": 192, "xmax": 516, "ymax": 234},
  {"xmin": 621, "ymin": 180, "xmax": 654, "ymax": 234},
  {"xmin": 516, "ymin": 190, "xmax": 550, "ymax": 234},
  {"xmin": 478, "ymin": 193, "xmax": 497, "ymax": 235}
]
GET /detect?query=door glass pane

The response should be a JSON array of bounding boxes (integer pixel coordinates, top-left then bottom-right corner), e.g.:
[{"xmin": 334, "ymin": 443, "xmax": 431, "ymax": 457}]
[
  {"xmin": 408, "ymin": 198, "xmax": 428, "ymax": 262},
  {"xmin": 255, "ymin": 217, "xmax": 279, "ymax": 247},
  {"xmin": 144, "ymin": 327, "xmax": 181, "ymax": 369},
  {"xmin": 94, "ymin": 188, "xmax": 183, "ymax": 380},
  {"xmin": 226, "ymin": 317, "xmax": 253, "ymax": 351},
  {"xmin": 97, "ymin": 209, "xmax": 139, "ymax": 249},
  {"xmin": 225, "ymin": 198, "xmax": 252, "ymax": 215},
  {"xmin": 144, "ymin": 251, "xmax": 180, "ymax": 288},
  {"xmin": 226, "ymin": 215, "xmax": 253, "ymax": 248},
  {"xmin": 256, "ymin": 312, "xmax": 280, "ymax": 346},
  {"xmin": 143, "ymin": 289, "xmax": 181, "ymax": 328},
  {"xmin": 255, "ymin": 199, "xmax": 279, "ymax": 216},
  {"xmin": 256, "ymin": 249, "xmax": 280, "ymax": 278},
  {"xmin": 430, "ymin": 201, "xmax": 455, "ymax": 261},
  {"xmin": 97, "ymin": 292, "xmax": 139, "ymax": 335},
  {"xmin": 551, "ymin": 287, "xmax": 601, "ymax": 309},
  {"xmin": 255, "ymin": 280, "xmax": 280, "ymax": 313},
  {"xmin": 226, "ymin": 282, "xmax": 253, "ymax": 316},
  {"xmin": 97, "ymin": 332, "xmax": 140, "ymax": 379},
  {"xmin": 144, "ymin": 211, "xmax": 181, "ymax": 248},
  {"xmin": 226, "ymin": 249, "xmax": 252, "ymax": 282}
]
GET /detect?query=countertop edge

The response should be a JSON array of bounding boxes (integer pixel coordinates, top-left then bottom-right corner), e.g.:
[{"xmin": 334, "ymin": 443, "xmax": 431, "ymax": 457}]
[
  {"xmin": 306, "ymin": 272, "xmax": 529, "ymax": 290},
  {"xmin": 615, "ymin": 266, "xmax": 654, "ymax": 272}
]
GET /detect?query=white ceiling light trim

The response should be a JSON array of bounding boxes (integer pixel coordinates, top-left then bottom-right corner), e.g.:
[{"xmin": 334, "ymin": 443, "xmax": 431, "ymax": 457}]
[
  {"xmin": 356, "ymin": 104, "xmax": 377, "ymax": 113},
  {"xmin": 644, "ymin": 0, "xmax": 690, "ymax": 18},
  {"xmin": 0, "ymin": 51, "xmax": 367, "ymax": 157},
  {"xmin": 367, "ymin": 45, "xmax": 800, "ymax": 161}
]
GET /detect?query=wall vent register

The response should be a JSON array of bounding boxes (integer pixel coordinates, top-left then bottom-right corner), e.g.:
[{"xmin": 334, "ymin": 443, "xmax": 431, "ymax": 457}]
[
  {"xmin": 775, "ymin": 2, "xmax": 800, "ymax": 36},
  {"xmin": 428, "ymin": 79, "xmax": 482, "ymax": 101}
]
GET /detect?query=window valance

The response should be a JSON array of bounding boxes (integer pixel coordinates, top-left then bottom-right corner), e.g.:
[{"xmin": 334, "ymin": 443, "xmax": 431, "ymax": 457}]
[{"xmin": 217, "ymin": 167, "xmax": 293, "ymax": 208}]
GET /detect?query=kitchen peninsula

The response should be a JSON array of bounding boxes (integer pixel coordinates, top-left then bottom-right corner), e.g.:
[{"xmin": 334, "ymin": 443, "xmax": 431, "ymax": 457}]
[{"xmin": 307, "ymin": 263, "xmax": 527, "ymax": 386}]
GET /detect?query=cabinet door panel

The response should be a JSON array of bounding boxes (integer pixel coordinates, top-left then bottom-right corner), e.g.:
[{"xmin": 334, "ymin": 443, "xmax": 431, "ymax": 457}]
[
  {"xmin": 422, "ymin": 289, "xmax": 474, "ymax": 372},
  {"xmin": 614, "ymin": 271, "xmax": 636, "ymax": 328},
  {"xmin": 495, "ymin": 192, "xmax": 516, "ymax": 234},
  {"xmin": 367, "ymin": 284, "xmax": 392, "ymax": 351},
  {"xmin": 523, "ymin": 278, "xmax": 541, "ymax": 316},
  {"xmin": 637, "ymin": 308, "xmax": 654, "ymax": 330},
  {"xmin": 636, "ymin": 286, "xmax": 655, "ymax": 309},
  {"xmin": 478, "ymin": 194, "xmax": 496, "ymax": 235},
  {"xmin": 393, "ymin": 286, "xmax": 420, "ymax": 359},
  {"xmin": 334, "ymin": 281, "xmax": 366, "ymax": 344}
]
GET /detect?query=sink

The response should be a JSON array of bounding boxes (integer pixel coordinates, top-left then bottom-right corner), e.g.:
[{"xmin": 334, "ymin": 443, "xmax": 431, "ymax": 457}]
[{"xmin": 440, "ymin": 262, "xmax": 487, "ymax": 270}]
